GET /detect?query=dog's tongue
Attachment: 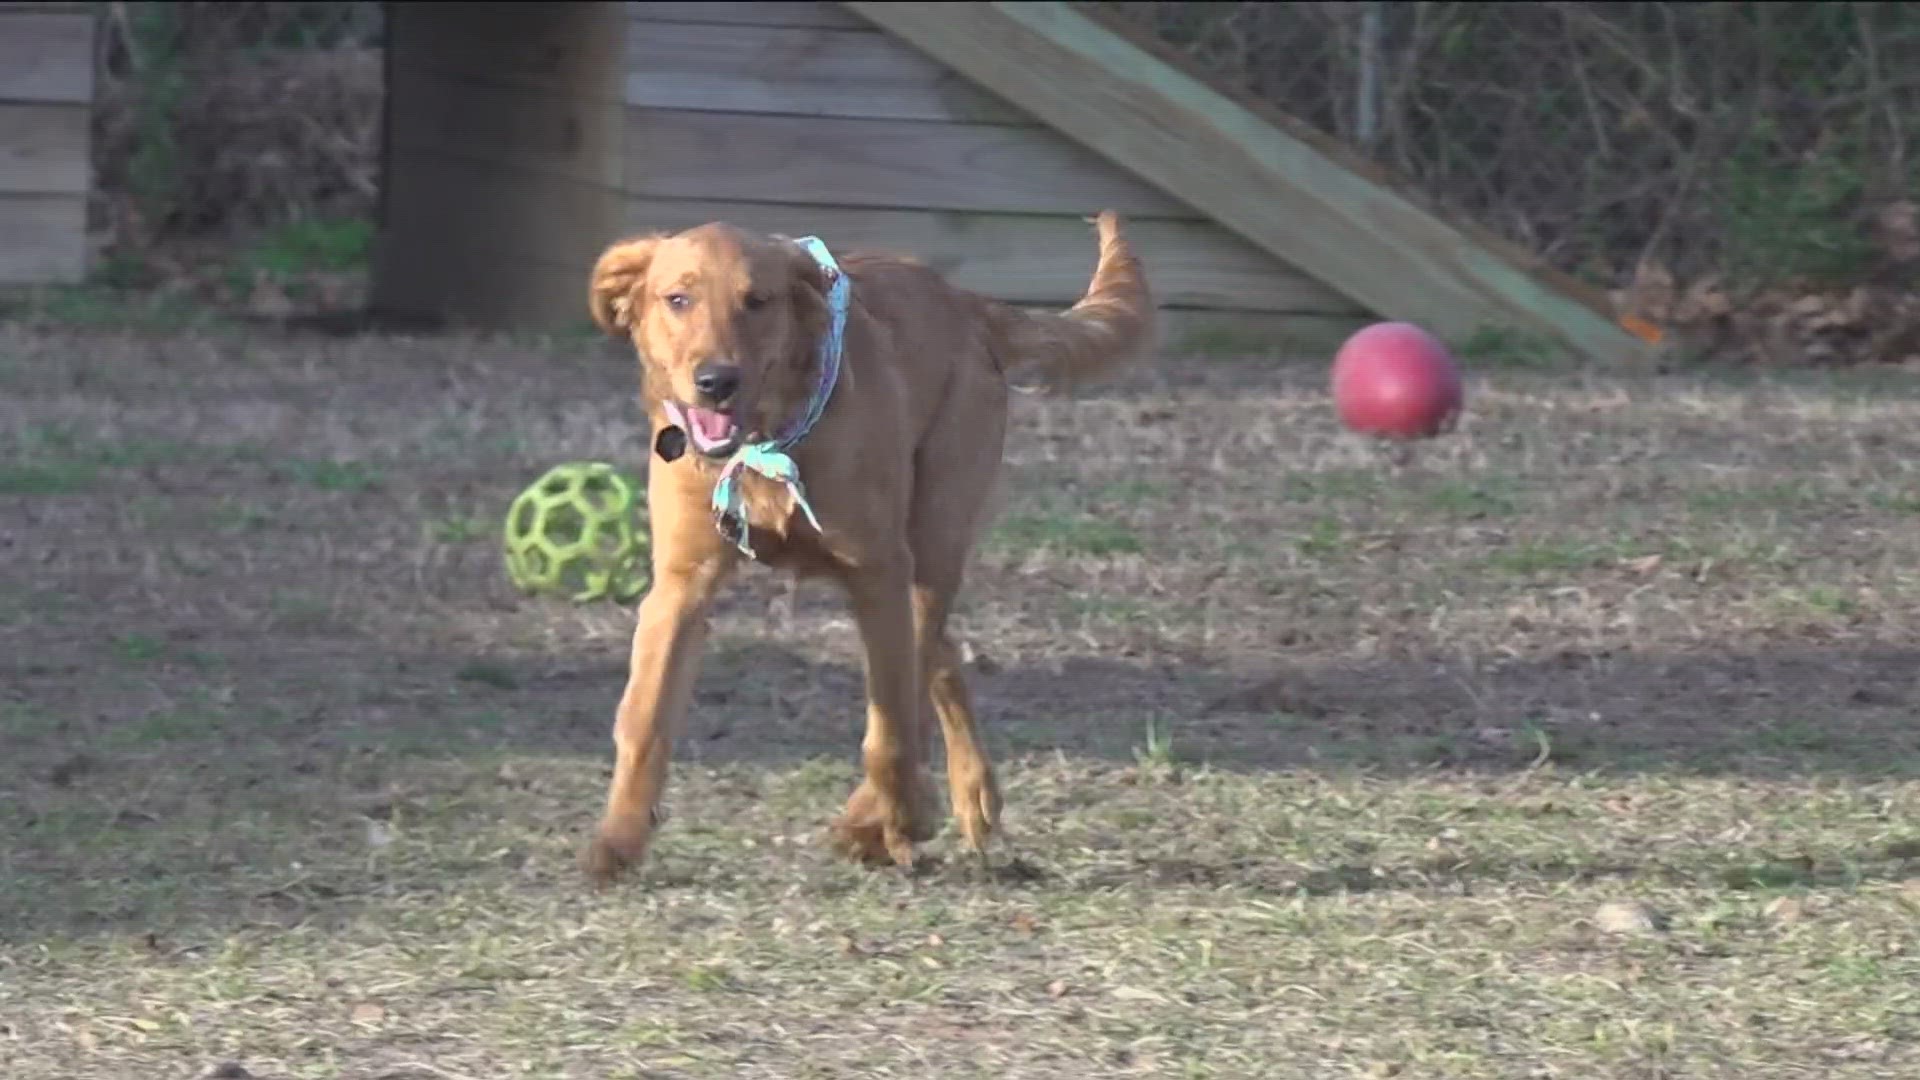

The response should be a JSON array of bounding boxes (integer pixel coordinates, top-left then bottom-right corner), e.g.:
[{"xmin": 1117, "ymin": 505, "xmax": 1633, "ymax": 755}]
[{"xmin": 686, "ymin": 406, "xmax": 736, "ymax": 446}]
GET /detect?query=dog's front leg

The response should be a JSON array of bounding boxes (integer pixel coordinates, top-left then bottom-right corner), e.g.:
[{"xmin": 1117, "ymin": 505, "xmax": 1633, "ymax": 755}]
[
  {"xmin": 581, "ymin": 557, "xmax": 730, "ymax": 887},
  {"xmin": 831, "ymin": 549, "xmax": 937, "ymax": 867}
]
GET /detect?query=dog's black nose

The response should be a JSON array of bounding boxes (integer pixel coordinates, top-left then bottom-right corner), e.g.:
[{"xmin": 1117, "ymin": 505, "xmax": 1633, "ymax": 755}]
[{"xmin": 692, "ymin": 361, "xmax": 741, "ymax": 403}]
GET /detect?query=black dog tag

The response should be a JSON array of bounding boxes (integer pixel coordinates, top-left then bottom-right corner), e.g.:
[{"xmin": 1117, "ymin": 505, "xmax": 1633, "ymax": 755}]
[
  {"xmin": 716, "ymin": 510, "xmax": 747, "ymax": 550},
  {"xmin": 654, "ymin": 425, "xmax": 687, "ymax": 463}
]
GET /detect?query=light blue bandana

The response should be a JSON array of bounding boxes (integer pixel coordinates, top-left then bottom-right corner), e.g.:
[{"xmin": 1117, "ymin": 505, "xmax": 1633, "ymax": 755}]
[{"xmin": 710, "ymin": 236, "xmax": 848, "ymax": 559}]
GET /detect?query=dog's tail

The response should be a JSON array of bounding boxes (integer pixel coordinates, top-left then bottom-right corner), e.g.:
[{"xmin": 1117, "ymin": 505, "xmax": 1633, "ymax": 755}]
[{"xmin": 987, "ymin": 210, "xmax": 1155, "ymax": 392}]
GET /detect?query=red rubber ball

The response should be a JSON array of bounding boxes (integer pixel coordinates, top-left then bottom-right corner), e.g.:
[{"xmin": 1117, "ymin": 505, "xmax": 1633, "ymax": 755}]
[{"xmin": 1331, "ymin": 322, "xmax": 1465, "ymax": 440}]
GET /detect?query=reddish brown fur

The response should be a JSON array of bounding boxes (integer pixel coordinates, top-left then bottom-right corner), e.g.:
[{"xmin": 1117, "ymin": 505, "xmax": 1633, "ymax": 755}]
[{"xmin": 580, "ymin": 211, "xmax": 1154, "ymax": 885}]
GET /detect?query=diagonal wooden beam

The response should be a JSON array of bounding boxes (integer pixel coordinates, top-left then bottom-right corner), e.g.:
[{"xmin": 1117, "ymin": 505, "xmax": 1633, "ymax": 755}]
[{"xmin": 843, "ymin": 1, "xmax": 1651, "ymax": 364}]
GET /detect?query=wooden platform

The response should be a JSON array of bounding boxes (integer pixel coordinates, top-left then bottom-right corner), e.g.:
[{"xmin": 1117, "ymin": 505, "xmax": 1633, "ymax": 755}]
[
  {"xmin": 358, "ymin": 0, "xmax": 1640, "ymax": 356},
  {"xmin": 0, "ymin": 2, "xmax": 94, "ymax": 285}
]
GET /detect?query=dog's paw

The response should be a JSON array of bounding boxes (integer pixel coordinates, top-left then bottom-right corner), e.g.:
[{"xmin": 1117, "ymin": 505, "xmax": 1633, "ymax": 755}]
[
  {"xmin": 949, "ymin": 762, "xmax": 1002, "ymax": 854},
  {"xmin": 828, "ymin": 817, "xmax": 910, "ymax": 867},
  {"xmin": 580, "ymin": 821, "xmax": 652, "ymax": 890},
  {"xmin": 830, "ymin": 779, "xmax": 935, "ymax": 868}
]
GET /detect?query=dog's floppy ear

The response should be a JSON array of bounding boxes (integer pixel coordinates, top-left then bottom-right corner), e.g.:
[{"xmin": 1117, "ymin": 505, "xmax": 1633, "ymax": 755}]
[
  {"xmin": 781, "ymin": 237, "xmax": 830, "ymax": 303},
  {"xmin": 782, "ymin": 240, "xmax": 833, "ymax": 347},
  {"xmin": 588, "ymin": 235, "xmax": 663, "ymax": 336}
]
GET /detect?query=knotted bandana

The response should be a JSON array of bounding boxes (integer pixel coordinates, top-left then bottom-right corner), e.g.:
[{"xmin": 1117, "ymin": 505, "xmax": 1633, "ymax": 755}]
[{"xmin": 709, "ymin": 236, "xmax": 849, "ymax": 559}]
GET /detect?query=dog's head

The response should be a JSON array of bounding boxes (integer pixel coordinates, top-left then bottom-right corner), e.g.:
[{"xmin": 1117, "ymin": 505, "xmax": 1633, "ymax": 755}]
[{"xmin": 590, "ymin": 222, "xmax": 831, "ymax": 460}]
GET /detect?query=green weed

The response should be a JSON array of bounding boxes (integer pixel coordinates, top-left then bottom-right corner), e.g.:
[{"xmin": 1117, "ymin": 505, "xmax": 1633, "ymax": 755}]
[
  {"xmin": 239, "ymin": 217, "xmax": 374, "ymax": 278},
  {"xmin": 993, "ymin": 513, "xmax": 1142, "ymax": 557}
]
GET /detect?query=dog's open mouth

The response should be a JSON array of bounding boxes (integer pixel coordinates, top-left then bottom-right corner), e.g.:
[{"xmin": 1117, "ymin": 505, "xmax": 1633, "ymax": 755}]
[{"xmin": 664, "ymin": 400, "xmax": 742, "ymax": 457}]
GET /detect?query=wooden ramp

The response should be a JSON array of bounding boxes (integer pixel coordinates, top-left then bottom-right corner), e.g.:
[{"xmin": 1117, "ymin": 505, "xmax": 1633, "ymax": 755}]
[{"xmin": 844, "ymin": 2, "xmax": 1649, "ymax": 365}]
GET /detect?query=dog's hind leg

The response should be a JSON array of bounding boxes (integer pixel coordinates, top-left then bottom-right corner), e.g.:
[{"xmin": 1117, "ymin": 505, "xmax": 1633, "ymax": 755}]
[
  {"xmin": 905, "ymin": 359, "xmax": 1010, "ymax": 858},
  {"xmin": 913, "ymin": 579, "xmax": 1001, "ymax": 856}
]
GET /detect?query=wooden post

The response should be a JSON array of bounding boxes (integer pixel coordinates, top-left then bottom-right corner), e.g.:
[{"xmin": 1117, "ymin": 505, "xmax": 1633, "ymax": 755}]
[{"xmin": 372, "ymin": 2, "xmax": 625, "ymax": 329}]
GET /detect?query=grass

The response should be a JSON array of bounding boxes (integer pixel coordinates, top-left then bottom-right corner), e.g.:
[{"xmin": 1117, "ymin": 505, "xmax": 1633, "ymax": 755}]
[
  {"xmin": 1481, "ymin": 539, "xmax": 1629, "ymax": 574},
  {"xmin": 279, "ymin": 457, "xmax": 384, "ymax": 493},
  {"xmin": 4, "ymin": 324, "xmax": 1920, "ymax": 1077},
  {"xmin": 991, "ymin": 511, "xmax": 1144, "ymax": 557},
  {"xmin": 0, "ymin": 284, "xmax": 231, "ymax": 331},
  {"xmin": 430, "ymin": 512, "xmax": 492, "ymax": 544},
  {"xmin": 237, "ymin": 216, "xmax": 374, "ymax": 279},
  {"xmin": 0, "ymin": 426, "xmax": 199, "ymax": 495}
]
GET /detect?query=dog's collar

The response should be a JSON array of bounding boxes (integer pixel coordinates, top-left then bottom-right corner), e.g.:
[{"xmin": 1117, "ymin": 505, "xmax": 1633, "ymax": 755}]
[{"xmin": 709, "ymin": 235, "xmax": 849, "ymax": 559}]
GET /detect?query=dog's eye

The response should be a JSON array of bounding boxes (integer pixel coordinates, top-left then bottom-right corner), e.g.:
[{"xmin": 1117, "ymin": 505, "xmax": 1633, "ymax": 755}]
[
  {"xmin": 664, "ymin": 292, "xmax": 693, "ymax": 312},
  {"xmin": 743, "ymin": 292, "xmax": 768, "ymax": 312}
]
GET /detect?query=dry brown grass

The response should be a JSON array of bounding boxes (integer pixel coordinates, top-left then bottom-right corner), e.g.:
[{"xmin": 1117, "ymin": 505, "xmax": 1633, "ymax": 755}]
[{"xmin": 4, "ymin": 321, "xmax": 1920, "ymax": 1078}]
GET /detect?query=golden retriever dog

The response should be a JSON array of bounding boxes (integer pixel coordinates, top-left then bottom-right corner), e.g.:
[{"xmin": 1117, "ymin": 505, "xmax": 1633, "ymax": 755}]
[{"xmin": 579, "ymin": 210, "xmax": 1154, "ymax": 886}]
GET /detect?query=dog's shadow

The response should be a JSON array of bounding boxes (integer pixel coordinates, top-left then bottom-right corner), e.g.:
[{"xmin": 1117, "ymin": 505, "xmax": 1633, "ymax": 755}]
[
  {"xmin": 667, "ymin": 638, "xmax": 1920, "ymax": 900},
  {"xmin": 647, "ymin": 639, "xmax": 1920, "ymax": 783}
]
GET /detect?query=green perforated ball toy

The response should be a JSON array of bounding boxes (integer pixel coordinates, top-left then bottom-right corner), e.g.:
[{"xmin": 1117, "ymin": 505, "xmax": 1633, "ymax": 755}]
[{"xmin": 502, "ymin": 462, "xmax": 650, "ymax": 604}]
